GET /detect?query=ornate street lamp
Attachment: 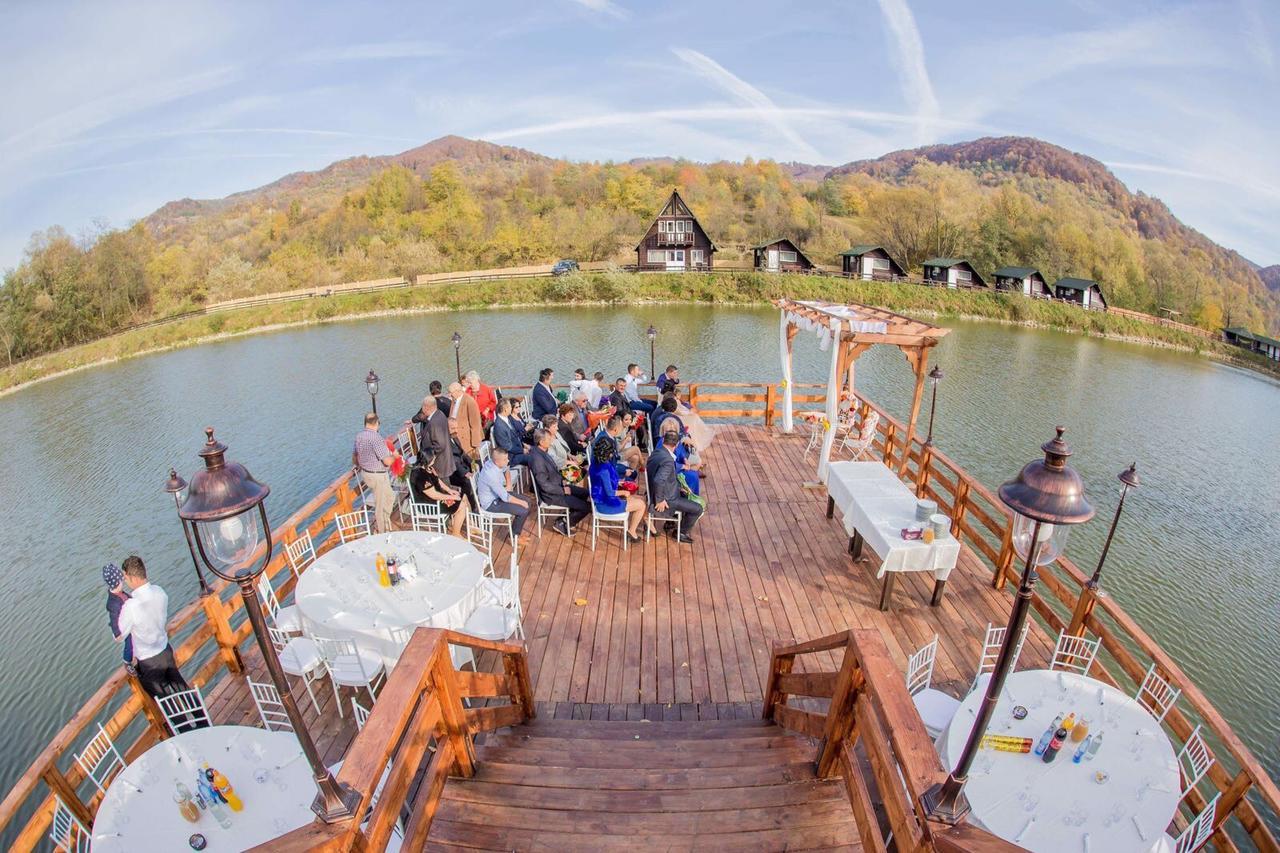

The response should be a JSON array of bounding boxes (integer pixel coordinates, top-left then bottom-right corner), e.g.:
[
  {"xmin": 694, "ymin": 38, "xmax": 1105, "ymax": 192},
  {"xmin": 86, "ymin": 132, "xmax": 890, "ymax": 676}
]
[
  {"xmin": 1087, "ymin": 463, "xmax": 1139, "ymax": 592},
  {"xmin": 924, "ymin": 365, "xmax": 943, "ymax": 446},
  {"xmin": 364, "ymin": 369, "xmax": 380, "ymax": 416},
  {"xmin": 923, "ymin": 427, "xmax": 1095, "ymax": 824},
  {"xmin": 646, "ymin": 324, "xmax": 658, "ymax": 380},
  {"xmin": 451, "ymin": 331, "xmax": 462, "ymax": 381},
  {"xmin": 177, "ymin": 428, "xmax": 359, "ymax": 821},
  {"xmin": 163, "ymin": 469, "xmax": 210, "ymax": 596}
]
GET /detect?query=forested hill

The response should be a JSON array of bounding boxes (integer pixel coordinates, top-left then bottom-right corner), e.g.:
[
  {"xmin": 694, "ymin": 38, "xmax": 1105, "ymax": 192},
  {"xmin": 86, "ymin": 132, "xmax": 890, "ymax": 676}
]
[{"xmin": 2, "ymin": 135, "xmax": 1276, "ymax": 365}]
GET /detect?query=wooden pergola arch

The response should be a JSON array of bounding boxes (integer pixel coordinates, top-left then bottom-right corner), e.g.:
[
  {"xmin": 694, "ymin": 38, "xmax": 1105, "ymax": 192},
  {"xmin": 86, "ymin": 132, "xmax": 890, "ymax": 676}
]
[{"xmin": 774, "ymin": 298, "xmax": 949, "ymax": 481}]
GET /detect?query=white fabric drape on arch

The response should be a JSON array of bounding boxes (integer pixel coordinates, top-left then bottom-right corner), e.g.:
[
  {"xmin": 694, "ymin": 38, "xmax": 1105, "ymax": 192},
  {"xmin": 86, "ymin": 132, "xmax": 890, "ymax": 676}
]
[
  {"xmin": 816, "ymin": 319, "xmax": 843, "ymax": 482},
  {"xmin": 778, "ymin": 310, "xmax": 794, "ymax": 433}
]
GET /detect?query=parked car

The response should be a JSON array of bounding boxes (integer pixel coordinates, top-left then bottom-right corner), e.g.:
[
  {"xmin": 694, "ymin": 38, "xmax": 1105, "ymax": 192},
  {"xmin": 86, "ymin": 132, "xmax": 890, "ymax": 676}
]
[{"xmin": 551, "ymin": 259, "xmax": 579, "ymax": 276}]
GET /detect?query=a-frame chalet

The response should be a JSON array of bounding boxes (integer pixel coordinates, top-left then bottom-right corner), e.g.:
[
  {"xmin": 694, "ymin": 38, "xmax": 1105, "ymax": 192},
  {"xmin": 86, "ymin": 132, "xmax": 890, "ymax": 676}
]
[{"xmin": 635, "ymin": 190, "xmax": 717, "ymax": 271}]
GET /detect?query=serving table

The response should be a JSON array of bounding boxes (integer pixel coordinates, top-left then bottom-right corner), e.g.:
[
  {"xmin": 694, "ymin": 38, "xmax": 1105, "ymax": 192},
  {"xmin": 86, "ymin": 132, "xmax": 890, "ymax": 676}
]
[
  {"xmin": 940, "ymin": 669, "xmax": 1181, "ymax": 853},
  {"xmin": 825, "ymin": 460, "xmax": 961, "ymax": 609},
  {"xmin": 295, "ymin": 530, "xmax": 488, "ymax": 669},
  {"xmin": 92, "ymin": 726, "xmax": 313, "ymax": 851}
]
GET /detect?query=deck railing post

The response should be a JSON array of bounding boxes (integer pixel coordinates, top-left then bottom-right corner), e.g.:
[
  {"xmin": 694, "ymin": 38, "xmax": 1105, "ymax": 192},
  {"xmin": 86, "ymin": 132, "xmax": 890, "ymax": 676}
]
[
  {"xmin": 503, "ymin": 649, "xmax": 537, "ymax": 720},
  {"xmin": 1066, "ymin": 583, "xmax": 1098, "ymax": 636},
  {"xmin": 815, "ymin": 641, "xmax": 862, "ymax": 779},
  {"xmin": 433, "ymin": 653, "xmax": 476, "ymax": 777},
  {"xmin": 762, "ymin": 651, "xmax": 794, "ymax": 721},
  {"xmin": 127, "ymin": 671, "xmax": 170, "ymax": 742},
  {"xmin": 882, "ymin": 422, "xmax": 897, "ymax": 467},
  {"xmin": 916, "ymin": 443, "xmax": 933, "ymax": 497},
  {"xmin": 950, "ymin": 481, "xmax": 971, "ymax": 542},
  {"xmin": 765, "ymin": 384, "xmax": 776, "ymax": 429},
  {"xmin": 993, "ymin": 524, "xmax": 1015, "ymax": 589},
  {"xmin": 41, "ymin": 765, "xmax": 93, "ymax": 827},
  {"xmin": 200, "ymin": 590, "xmax": 244, "ymax": 675}
]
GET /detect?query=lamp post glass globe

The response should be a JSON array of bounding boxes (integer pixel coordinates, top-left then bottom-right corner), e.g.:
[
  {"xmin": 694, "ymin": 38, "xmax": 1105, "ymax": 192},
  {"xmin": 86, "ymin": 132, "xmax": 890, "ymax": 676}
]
[
  {"xmin": 1010, "ymin": 512, "xmax": 1069, "ymax": 566},
  {"xmin": 198, "ymin": 510, "xmax": 262, "ymax": 575},
  {"xmin": 364, "ymin": 369, "xmax": 380, "ymax": 398}
]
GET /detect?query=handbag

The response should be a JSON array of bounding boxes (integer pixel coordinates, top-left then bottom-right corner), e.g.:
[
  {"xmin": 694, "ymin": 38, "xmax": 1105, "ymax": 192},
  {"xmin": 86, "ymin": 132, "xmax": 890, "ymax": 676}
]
[{"xmin": 678, "ymin": 472, "xmax": 706, "ymax": 510}]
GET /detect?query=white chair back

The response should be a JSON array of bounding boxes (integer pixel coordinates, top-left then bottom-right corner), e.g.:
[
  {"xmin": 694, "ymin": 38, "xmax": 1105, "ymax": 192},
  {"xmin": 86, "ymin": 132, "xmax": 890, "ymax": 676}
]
[
  {"xmin": 157, "ymin": 687, "xmax": 212, "ymax": 735},
  {"xmin": 410, "ymin": 500, "xmax": 447, "ymax": 533},
  {"xmin": 74, "ymin": 723, "xmax": 125, "ymax": 794},
  {"xmin": 906, "ymin": 636, "xmax": 939, "ymax": 696},
  {"xmin": 284, "ymin": 532, "xmax": 316, "ymax": 577},
  {"xmin": 1049, "ymin": 632, "xmax": 1101, "ymax": 676},
  {"xmin": 353, "ymin": 698, "xmax": 372, "ymax": 731},
  {"xmin": 1174, "ymin": 792, "xmax": 1220, "ymax": 853},
  {"xmin": 315, "ymin": 636, "xmax": 381, "ymax": 687},
  {"xmin": 256, "ymin": 572, "xmax": 282, "ymax": 618},
  {"xmin": 1136, "ymin": 663, "xmax": 1182, "ymax": 723},
  {"xmin": 49, "ymin": 795, "xmax": 91, "ymax": 853},
  {"xmin": 478, "ymin": 440, "xmax": 492, "ymax": 464},
  {"xmin": 972, "ymin": 622, "xmax": 1029, "ymax": 690},
  {"xmin": 267, "ymin": 624, "xmax": 293, "ymax": 655},
  {"xmin": 248, "ymin": 680, "xmax": 293, "ymax": 732},
  {"xmin": 1178, "ymin": 725, "xmax": 1215, "ymax": 795},
  {"xmin": 336, "ymin": 509, "xmax": 371, "ymax": 543}
]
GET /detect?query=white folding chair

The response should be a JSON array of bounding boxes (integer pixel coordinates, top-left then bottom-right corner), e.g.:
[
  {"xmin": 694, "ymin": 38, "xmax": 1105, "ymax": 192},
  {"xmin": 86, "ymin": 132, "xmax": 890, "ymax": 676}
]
[
  {"xmin": 1049, "ymin": 632, "xmax": 1102, "ymax": 676},
  {"xmin": 529, "ymin": 469, "xmax": 571, "ymax": 537},
  {"xmin": 970, "ymin": 621, "xmax": 1030, "ymax": 694},
  {"xmin": 409, "ymin": 500, "xmax": 448, "ymax": 533},
  {"xmin": 336, "ymin": 509, "xmax": 371, "ymax": 543},
  {"xmin": 268, "ymin": 625, "xmax": 325, "ymax": 714},
  {"xmin": 1136, "ymin": 663, "xmax": 1183, "ymax": 723},
  {"xmin": 314, "ymin": 636, "xmax": 386, "ymax": 718},
  {"xmin": 463, "ymin": 560, "xmax": 524, "ymax": 641},
  {"xmin": 256, "ymin": 572, "xmax": 302, "ymax": 634},
  {"xmin": 352, "ymin": 698, "xmax": 372, "ymax": 732},
  {"xmin": 839, "ymin": 411, "xmax": 879, "ymax": 461},
  {"xmin": 466, "ymin": 511, "xmax": 495, "ymax": 559},
  {"xmin": 49, "ymin": 794, "xmax": 91, "ymax": 853},
  {"xmin": 590, "ymin": 491, "xmax": 630, "ymax": 551},
  {"xmin": 157, "ymin": 687, "xmax": 212, "ymax": 735},
  {"xmin": 74, "ymin": 723, "xmax": 125, "ymax": 794},
  {"xmin": 248, "ymin": 679, "xmax": 294, "ymax": 732},
  {"xmin": 388, "ymin": 624, "xmax": 475, "ymax": 673},
  {"xmin": 1177, "ymin": 725, "xmax": 1215, "ymax": 797},
  {"xmin": 284, "ymin": 531, "xmax": 317, "ymax": 578},
  {"xmin": 906, "ymin": 635, "xmax": 961, "ymax": 739},
  {"xmin": 1158, "ymin": 792, "xmax": 1220, "ymax": 853},
  {"xmin": 468, "ymin": 472, "xmax": 515, "ymax": 543}
]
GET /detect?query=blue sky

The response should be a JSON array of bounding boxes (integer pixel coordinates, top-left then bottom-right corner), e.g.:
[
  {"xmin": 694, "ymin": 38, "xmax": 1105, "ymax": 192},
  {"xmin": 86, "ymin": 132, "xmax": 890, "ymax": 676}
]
[{"xmin": 1, "ymin": 0, "xmax": 1276, "ymax": 267}]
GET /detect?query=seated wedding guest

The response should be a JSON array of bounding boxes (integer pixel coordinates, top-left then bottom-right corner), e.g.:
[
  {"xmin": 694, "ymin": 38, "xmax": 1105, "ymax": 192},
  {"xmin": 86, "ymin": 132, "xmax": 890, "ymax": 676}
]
[
  {"xmin": 595, "ymin": 413, "xmax": 643, "ymax": 473},
  {"xmin": 652, "ymin": 393, "xmax": 684, "ymax": 438},
  {"xmin": 625, "ymin": 363, "xmax": 656, "ymax": 414},
  {"xmin": 647, "ymin": 431, "xmax": 703, "ymax": 543},
  {"xmin": 557, "ymin": 403, "xmax": 586, "ymax": 456},
  {"xmin": 588, "ymin": 436, "xmax": 645, "ymax": 542},
  {"xmin": 568, "ymin": 369, "xmax": 598, "ymax": 409},
  {"xmin": 491, "ymin": 398, "xmax": 532, "ymax": 467},
  {"xmin": 546, "ymin": 414, "xmax": 571, "ymax": 468},
  {"xmin": 608, "ymin": 377, "xmax": 632, "ymax": 417},
  {"xmin": 656, "ymin": 364, "xmax": 680, "ymax": 396},
  {"xmin": 591, "ymin": 371, "xmax": 608, "ymax": 408},
  {"xmin": 464, "ymin": 371, "xmax": 497, "ymax": 425},
  {"xmin": 475, "ymin": 447, "xmax": 530, "ymax": 537},
  {"xmin": 409, "ymin": 458, "xmax": 467, "ymax": 535},
  {"xmin": 430, "ymin": 380, "xmax": 451, "ymax": 416},
  {"xmin": 102, "ymin": 563, "xmax": 133, "ymax": 670},
  {"xmin": 532, "ymin": 367, "xmax": 558, "ymax": 421},
  {"xmin": 529, "ymin": 428, "xmax": 591, "ymax": 534},
  {"xmin": 570, "ymin": 391, "xmax": 591, "ymax": 436}
]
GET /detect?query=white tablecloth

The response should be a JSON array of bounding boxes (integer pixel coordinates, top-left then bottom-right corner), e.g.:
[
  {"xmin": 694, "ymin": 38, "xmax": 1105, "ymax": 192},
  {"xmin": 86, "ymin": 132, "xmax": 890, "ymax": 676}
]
[
  {"xmin": 826, "ymin": 461, "xmax": 961, "ymax": 579},
  {"xmin": 92, "ymin": 726, "xmax": 314, "ymax": 851},
  {"xmin": 941, "ymin": 670, "xmax": 1181, "ymax": 853},
  {"xmin": 295, "ymin": 531, "xmax": 487, "ymax": 669}
]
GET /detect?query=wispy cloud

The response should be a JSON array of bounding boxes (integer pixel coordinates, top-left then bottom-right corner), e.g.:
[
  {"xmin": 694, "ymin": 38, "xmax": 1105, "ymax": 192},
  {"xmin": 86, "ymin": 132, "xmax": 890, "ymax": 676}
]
[
  {"xmin": 568, "ymin": 0, "xmax": 629, "ymax": 20},
  {"xmin": 299, "ymin": 41, "xmax": 450, "ymax": 63},
  {"xmin": 40, "ymin": 152, "xmax": 300, "ymax": 180},
  {"xmin": 670, "ymin": 48, "xmax": 821, "ymax": 161},
  {"xmin": 872, "ymin": 0, "xmax": 940, "ymax": 144},
  {"xmin": 1239, "ymin": 0, "xmax": 1274, "ymax": 69}
]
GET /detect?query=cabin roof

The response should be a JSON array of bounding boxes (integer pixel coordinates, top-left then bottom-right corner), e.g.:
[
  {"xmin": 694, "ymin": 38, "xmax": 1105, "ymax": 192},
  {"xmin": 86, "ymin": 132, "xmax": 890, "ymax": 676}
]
[
  {"xmin": 752, "ymin": 238, "xmax": 812, "ymax": 265},
  {"xmin": 923, "ymin": 257, "xmax": 967, "ymax": 268},
  {"xmin": 839, "ymin": 244, "xmax": 884, "ymax": 257},
  {"xmin": 1054, "ymin": 277, "xmax": 1099, "ymax": 291},
  {"xmin": 994, "ymin": 266, "xmax": 1039, "ymax": 278},
  {"xmin": 1227, "ymin": 327, "xmax": 1280, "ymax": 346}
]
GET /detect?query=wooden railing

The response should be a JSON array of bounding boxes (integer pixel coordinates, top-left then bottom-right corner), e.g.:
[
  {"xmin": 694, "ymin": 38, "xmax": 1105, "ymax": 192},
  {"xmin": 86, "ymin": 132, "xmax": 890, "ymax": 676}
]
[
  {"xmin": 688, "ymin": 381, "xmax": 1280, "ymax": 850},
  {"xmin": 0, "ymin": 463, "xmax": 371, "ymax": 850},
  {"xmin": 764, "ymin": 629, "xmax": 1021, "ymax": 852},
  {"xmin": 260, "ymin": 627, "xmax": 533, "ymax": 852}
]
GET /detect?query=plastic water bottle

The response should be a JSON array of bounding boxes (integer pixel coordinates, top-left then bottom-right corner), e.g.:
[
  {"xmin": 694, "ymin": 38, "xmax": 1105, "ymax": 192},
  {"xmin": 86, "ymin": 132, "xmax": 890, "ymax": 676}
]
[
  {"xmin": 1085, "ymin": 732, "xmax": 1104, "ymax": 761},
  {"xmin": 1034, "ymin": 714, "xmax": 1064, "ymax": 756},
  {"xmin": 1072, "ymin": 734, "xmax": 1093, "ymax": 763}
]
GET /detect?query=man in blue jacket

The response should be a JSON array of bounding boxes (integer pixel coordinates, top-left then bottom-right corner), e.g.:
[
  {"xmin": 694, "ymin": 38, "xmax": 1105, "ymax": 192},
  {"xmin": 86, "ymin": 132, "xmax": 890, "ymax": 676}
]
[
  {"xmin": 491, "ymin": 398, "xmax": 532, "ymax": 468},
  {"xmin": 531, "ymin": 367, "xmax": 558, "ymax": 421}
]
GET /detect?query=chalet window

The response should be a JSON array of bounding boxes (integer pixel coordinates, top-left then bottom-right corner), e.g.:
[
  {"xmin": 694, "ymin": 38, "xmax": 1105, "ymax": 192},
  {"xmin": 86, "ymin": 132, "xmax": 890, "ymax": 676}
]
[
  {"xmin": 691, "ymin": 250, "xmax": 704, "ymax": 264},
  {"xmin": 658, "ymin": 221, "xmax": 668, "ymax": 233},
  {"xmin": 955, "ymin": 269, "xmax": 972, "ymax": 282},
  {"xmin": 871, "ymin": 258, "xmax": 890, "ymax": 270},
  {"xmin": 647, "ymin": 250, "xmax": 665, "ymax": 263},
  {"xmin": 780, "ymin": 250, "xmax": 797, "ymax": 263}
]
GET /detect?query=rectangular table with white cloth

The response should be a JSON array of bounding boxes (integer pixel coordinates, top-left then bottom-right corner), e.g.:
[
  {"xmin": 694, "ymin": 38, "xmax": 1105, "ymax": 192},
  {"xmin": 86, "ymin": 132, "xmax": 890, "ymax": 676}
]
[{"xmin": 825, "ymin": 460, "xmax": 961, "ymax": 610}]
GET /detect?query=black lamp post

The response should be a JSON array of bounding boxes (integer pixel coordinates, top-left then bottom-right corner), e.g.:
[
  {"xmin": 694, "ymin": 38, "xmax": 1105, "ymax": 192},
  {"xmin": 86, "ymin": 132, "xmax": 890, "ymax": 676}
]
[
  {"xmin": 923, "ymin": 427, "xmax": 1095, "ymax": 824},
  {"xmin": 364, "ymin": 369, "xmax": 380, "ymax": 416},
  {"xmin": 451, "ymin": 331, "xmax": 462, "ymax": 381},
  {"xmin": 163, "ymin": 468, "xmax": 210, "ymax": 596},
  {"xmin": 924, "ymin": 365, "xmax": 943, "ymax": 446},
  {"xmin": 1087, "ymin": 463, "xmax": 1139, "ymax": 591},
  {"xmin": 177, "ymin": 428, "xmax": 359, "ymax": 821},
  {"xmin": 646, "ymin": 324, "xmax": 657, "ymax": 380}
]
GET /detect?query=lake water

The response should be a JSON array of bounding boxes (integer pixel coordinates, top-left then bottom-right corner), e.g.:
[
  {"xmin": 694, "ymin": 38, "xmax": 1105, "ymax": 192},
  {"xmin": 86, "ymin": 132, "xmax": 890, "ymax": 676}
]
[{"xmin": 1, "ymin": 304, "xmax": 1278, "ymax": 829}]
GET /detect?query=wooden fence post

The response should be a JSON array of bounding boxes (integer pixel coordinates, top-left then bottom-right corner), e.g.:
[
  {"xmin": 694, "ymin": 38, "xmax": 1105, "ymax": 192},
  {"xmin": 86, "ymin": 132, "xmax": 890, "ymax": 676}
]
[
  {"xmin": 762, "ymin": 652, "xmax": 794, "ymax": 721},
  {"xmin": 915, "ymin": 444, "xmax": 933, "ymax": 497},
  {"xmin": 950, "ymin": 481, "xmax": 971, "ymax": 542},
  {"xmin": 127, "ymin": 673, "xmax": 170, "ymax": 741},
  {"xmin": 993, "ymin": 524, "xmax": 1014, "ymax": 590},
  {"xmin": 764, "ymin": 384, "xmax": 776, "ymax": 430},
  {"xmin": 200, "ymin": 592, "xmax": 244, "ymax": 675},
  {"xmin": 882, "ymin": 422, "xmax": 897, "ymax": 468},
  {"xmin": 1066, "ymin": 585, "xmax": 1098, "ymax": 636},
  {"xmin": 503, "ymin": 650, "xmax": 536, "ymax": 721},
  {"xmin": 432, "ymin": 655, "xmax": 476, "ymax": 777},
  {"xmin": 41, "ymin": 766, "xmax": 94, "ymax": 826}
]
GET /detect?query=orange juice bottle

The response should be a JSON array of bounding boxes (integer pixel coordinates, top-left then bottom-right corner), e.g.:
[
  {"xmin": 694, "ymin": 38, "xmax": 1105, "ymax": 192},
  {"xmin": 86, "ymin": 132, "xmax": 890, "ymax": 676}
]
[
  {"xmin": 211, "ymin": 767, "xmax": 243, "ymax": 812},
  {"xmin": 1062, "ymin": 712, "xmax": 1076, "ymax": 733},
  {"xmin": 376, "ymin": 552, "xmax": 391, "ymax": 587}
]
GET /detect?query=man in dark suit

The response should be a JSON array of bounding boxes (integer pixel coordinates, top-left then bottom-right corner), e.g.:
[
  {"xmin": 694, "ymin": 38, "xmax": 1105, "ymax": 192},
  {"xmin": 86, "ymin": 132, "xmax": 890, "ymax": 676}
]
[
  {"xmin": 646, "ymin": 431, "xmax": 702, "ymax": 543},
  {"xmin": 491, "ymin": 398, "xmax": 532, "ymax": 467},
  {"xmin": 429, "ymin": 380, "xmax": 451, "ymax": 417},
  {"xmin": 531, "ymin": 367, "xmax": 558, "ymax": 421},
  {"xmin": 528, "ymin": 428, "xmax": 590, "ymax": 535},
  {"xmin": 411, "ymin": 396, "xmax": 455, "ymax": 480},
  {"xmin": 607, "ymin": 377, "xmax": 632, "ymax": 417}
]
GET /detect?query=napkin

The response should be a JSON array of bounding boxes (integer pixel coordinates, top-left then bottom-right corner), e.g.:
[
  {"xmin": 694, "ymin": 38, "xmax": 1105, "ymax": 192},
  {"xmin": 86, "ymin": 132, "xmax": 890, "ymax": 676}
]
[{"xmin": 1015, "ymin": 817, "xmax": 1035, "ymax": 843}]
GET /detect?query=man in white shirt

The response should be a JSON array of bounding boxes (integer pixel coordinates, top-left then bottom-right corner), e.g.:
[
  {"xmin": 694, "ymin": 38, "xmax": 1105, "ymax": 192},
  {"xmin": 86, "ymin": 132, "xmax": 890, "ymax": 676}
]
[
  {"xmin": 117, "ymin": 556, "xmax": 194, "ymax": 702},
  {"xmin": 624, "ymin": 363, "xmax": 656, "ymax": 415}
]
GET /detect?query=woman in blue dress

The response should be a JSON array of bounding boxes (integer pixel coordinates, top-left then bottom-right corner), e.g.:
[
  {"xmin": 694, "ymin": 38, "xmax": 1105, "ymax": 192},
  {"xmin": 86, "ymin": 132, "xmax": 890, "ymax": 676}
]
[{"xmin": 588, "ymin": 435, "xmax": 645, "ymax": 542}]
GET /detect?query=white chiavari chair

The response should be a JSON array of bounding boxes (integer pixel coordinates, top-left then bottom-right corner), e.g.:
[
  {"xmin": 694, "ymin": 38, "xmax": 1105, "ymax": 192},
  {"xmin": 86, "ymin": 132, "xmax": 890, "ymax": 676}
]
[
  {"xmin": 256, "ymin": 572, "xmax": 302, "ymax": 634},
  {"xmin": 336, "ymin": 509, "xmax": 371, "ymax": 543},
  {"xmin": 314, "ymin": 636, "xmax": 386, "ymax": 717},
  {"xmin": 284, "ymin": 531, "xmax": 317, "ymax": 579},
  {"xmin": 906, "ymin": 635, "xmax": 961, "ymax": 739},
  {"xmin": 1049, "ymin": 632, "xmax": 1102, "ymax": 676},
  {"xmin": 74, "ymin": 723, "xmax": 125, "ymax": 794},
  {"xmin": 268, "ymin": 625, "xmax": 325, "ymax": 714},
  {"xmin": 248, "ymin": 679, "xmax": 293, "ymax": 732},
  {"xmin": 1136, "ymin": 663, "xmax": 1183, "ymax": 723},
  {"xmin": 156, "ymin": 687, "xmax": 212, "ymax": 735}
]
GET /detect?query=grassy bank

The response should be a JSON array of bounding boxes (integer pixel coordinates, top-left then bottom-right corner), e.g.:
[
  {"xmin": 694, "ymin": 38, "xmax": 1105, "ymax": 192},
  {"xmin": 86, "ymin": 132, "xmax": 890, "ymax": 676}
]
[{"xmin": 0, "ymin": 271, "xmax": 1260, "ymax": 395}]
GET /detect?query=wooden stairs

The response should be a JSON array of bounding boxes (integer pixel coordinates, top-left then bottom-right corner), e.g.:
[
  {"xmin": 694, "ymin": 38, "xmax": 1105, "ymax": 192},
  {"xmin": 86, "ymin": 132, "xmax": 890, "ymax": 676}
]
[{"xmin": 424, "ymin": 716, "xmax": 861, "ymax": 851}]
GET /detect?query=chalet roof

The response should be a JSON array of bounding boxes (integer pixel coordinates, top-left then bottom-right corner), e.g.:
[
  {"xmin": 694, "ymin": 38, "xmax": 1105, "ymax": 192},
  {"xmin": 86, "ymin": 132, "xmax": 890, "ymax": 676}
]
[
  {"xmin": 774, "ymin": 298, "xmax": 949, "ymax": 347},
  {"xmin": 1054, "ymin": 277, "xmax": 1099, "ymax": 291},
  {"xmin": 635, "ymin": 189, "xmax": 718, "ymax": 251},
  {"xmin": 1226, "ymin": 327, "xmax": 1280, "ymax": 347},
  {"xmin": 994, "ymin": 266, "xmax": 1039, "ymax": 278},
  {"xmin": 923, "ymin": 257, "xmax": 968, "ymax": 268},
  {"xmin": 839, "ymin": 245, "xmax": 884, "ymax": 256}
]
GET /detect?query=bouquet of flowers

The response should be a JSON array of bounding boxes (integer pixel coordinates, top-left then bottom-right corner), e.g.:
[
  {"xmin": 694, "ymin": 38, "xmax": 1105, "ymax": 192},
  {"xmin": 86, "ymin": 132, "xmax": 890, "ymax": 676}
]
[
  {"xmin": 384, "ymin": 438, "xmax": 408, "ymax": 481},
  {"xmin": 619, "ymin": 480, "xmax": 639, "ymax": 494},
  {"xmin": 562, "ymin": 460, "xmax": 585, "ymax": 486}
]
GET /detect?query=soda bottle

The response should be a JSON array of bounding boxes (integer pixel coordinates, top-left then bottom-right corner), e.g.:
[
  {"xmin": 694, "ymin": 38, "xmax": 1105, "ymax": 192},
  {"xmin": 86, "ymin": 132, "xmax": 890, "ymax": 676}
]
[
  {"xmin": 1072, "ymin": 734, "xmax": 1092, "ymax": 764},
  {"xmin": 1041, "ymin": 727, "xmax": 1068, "ymax": 763},
  {"xmin": 1034, "ymin": 714, "xmax": 1064, "ymax": 756},
  {"xmin": 376, "ymin": 552, "xmax": 391, "ymax": 587},
  {"xmin": 174, "ymin": 783, "xmax": 201, "ymax": 823},
  {"xmin": 210, "ymin": 766, "xmax": 243, "ymax": 812},
  {"xmin": 387, "ymin": 556, "xmax": 400, "ymax": 586}
]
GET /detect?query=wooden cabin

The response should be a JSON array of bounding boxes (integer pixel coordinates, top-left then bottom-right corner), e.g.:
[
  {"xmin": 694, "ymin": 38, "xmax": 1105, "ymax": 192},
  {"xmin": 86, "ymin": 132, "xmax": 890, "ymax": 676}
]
[
  {"xmin": 922, "ymin": 258, "xmax": 986, "ymax": 288},
  {"xmin": 993, "ymin": 266, "xmax": 1049, "ymax": 297},
  {"xmin": 839, "ymin": 245, "xmax": 906, "ymax": 280},
  {"xmin": 752, "ymin": 238, "xmax": 813, "ymax": 273},
  {"xmin": 1223, "ymin": 327, "xmax": 1280, "ymax": 361},
  {"xmin": 1053, "ymin": 276, "xmax": 1107, "ymax": 310},
  {"xmin": 635, "ymin": 190, "xmax": 716, "ymax": 272}
]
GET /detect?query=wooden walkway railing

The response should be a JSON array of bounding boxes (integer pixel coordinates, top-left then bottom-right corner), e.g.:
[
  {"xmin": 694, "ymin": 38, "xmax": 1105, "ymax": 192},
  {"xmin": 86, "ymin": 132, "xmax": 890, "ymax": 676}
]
[
  {"xmin": 764, "ymin": 629, "xmax": 1021, "ymax": 852},
  {"xmin": 260, "ymin": 628, "xmax": 533, "ymax": 852},
  {"xmin": 692, "ymin": 381, "xmax": 1280, "ymax": 851}
]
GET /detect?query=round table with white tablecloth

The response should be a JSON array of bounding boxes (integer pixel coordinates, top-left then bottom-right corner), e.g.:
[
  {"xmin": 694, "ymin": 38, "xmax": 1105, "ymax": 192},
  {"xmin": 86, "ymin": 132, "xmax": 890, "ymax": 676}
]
[
  {"xmin": 294, "ymin": 531, "xmax": 488, "ymax": 669},
  {"xmin": 92, "ymin": 726, "xmax": 314, "ymax": 851},
  {"xmin": 941, "ymin": 669, "xmax": 1181, "ymax": 853}
]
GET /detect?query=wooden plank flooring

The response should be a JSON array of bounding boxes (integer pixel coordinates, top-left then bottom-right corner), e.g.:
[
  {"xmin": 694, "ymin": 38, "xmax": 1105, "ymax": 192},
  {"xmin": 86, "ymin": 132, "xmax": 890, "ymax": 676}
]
[{"xmin": 201, "ymin": 424, "xmax": 1046, "ymax": 764}]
